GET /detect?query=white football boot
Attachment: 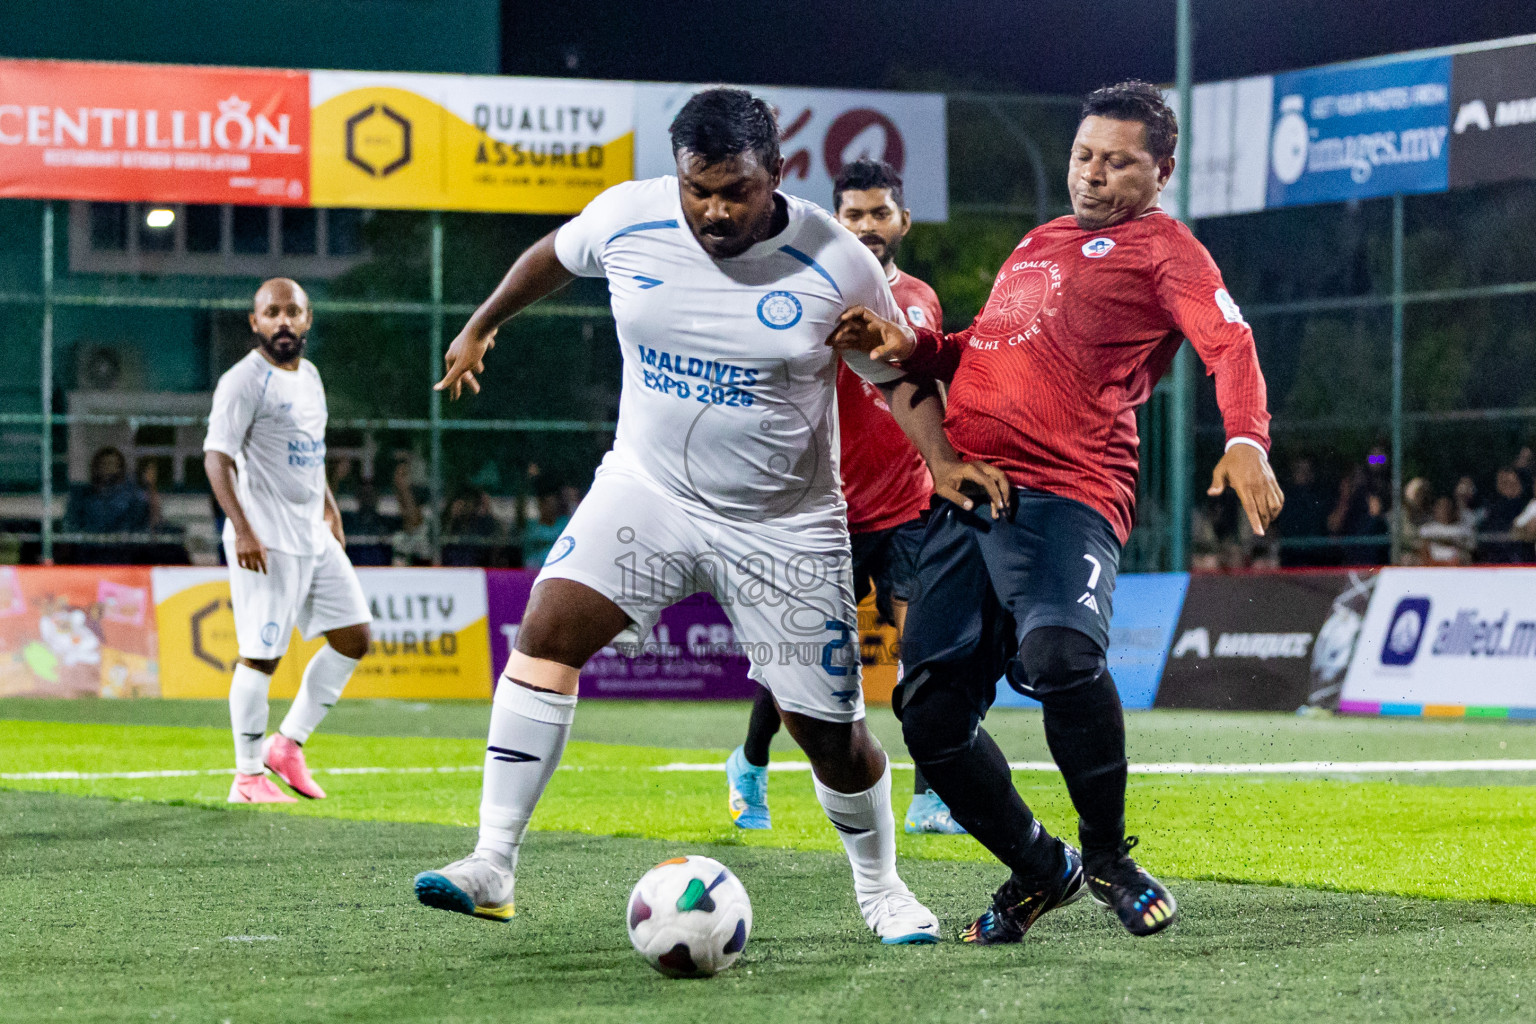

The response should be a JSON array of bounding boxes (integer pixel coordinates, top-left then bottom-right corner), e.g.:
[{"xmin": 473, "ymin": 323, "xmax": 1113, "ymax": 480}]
[
  {"xmin": 859, "ymin": 885, "xmax": 941, "ymax": 945},
  {"xmin": 413, "ymin": 854, "xmax": 516, "ymax": 922}
]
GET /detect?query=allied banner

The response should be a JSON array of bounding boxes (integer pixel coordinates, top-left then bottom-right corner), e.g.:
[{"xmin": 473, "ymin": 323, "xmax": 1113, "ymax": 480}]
[
  {"xmin": 1340, "ymin": 568, "xmax": 1536, "ymax": 717},
  {"xmin": 152, "ymin": 566, "xmax": 491, "ymax": 700},
  {"xmin": 994, "ymin": 573, "xmax": 1189, "ymax": 711},
  {"xmin": 1157, "ymin": 570, "xmax": 1377, "ymax": 712},
  {"xmin": 0, "ymin": 59, "xmax": 310, "ymax": 205},
  {"xmin": 1449, "ymin": 42, "xmax": 1536, "ymax": 188},
  {"xmin": 486, "ymin": 569, "xmax": 759, "ymax": 700},
  {"xmin": 309, "ymin": 71, "xmax": 634, "ymax": 213},
  {"xmin": 1266, "ymin": 56, "xmax": 1452, "ymax": 208},
  {"xmin": 635, "ymin": 83, "xmax": 948, "ymax": 222},
  {"xmin": 0, "ymin": 566, "xmax": 158, "ymax": 698}
]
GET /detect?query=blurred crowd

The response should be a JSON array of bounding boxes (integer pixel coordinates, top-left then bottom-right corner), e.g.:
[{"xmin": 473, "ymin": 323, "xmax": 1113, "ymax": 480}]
[{"xmin": 1195, "ymin": 444, "xmax": 1536, "ymax": 570}]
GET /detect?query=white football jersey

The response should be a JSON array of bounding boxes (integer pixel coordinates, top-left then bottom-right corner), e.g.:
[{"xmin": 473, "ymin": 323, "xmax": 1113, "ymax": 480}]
[
  {"xmin": 555, "ymin": 176, "xmax": 904, "ymax": 532},
  {"xmin": 204, "ymin": 349, "xmax": 330, "ymax": 556}
]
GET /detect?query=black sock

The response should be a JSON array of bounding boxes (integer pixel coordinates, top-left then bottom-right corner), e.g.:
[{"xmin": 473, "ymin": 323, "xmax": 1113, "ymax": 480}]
[
  {"xmin": 741, "ymin": 687, "xmax": 780, "ymax": 767},
  {"xmin": 912, "ymin": 763, "xmax": 931, "ymax": 796},
  {"xmin": 1041, "ymin": 669, "xmax": 1127, "ymax": 865},
  {"xmin": 902, "ymin": 680, "xmax": 1061, "ymax": 882}
]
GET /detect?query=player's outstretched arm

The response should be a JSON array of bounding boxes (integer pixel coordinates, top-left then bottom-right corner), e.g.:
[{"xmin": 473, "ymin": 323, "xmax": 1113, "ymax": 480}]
[
  {"xmin": 1208, "ymin": 445, "xmax": 1284, "ymax": 537},
  {"xmin": 828, "ymin": 306, "xmax": 915, "ymax": 362},
  {"xmin": 879, "ymin": 378, "xmax": 1010, "ymax": 519},
  {"xmin": 436, "ymin": 230, "xmax": 577, "ymax": 400},
  {"xmin": 204, "ymin": 451, "xmax": 268, "ymax": 573}
]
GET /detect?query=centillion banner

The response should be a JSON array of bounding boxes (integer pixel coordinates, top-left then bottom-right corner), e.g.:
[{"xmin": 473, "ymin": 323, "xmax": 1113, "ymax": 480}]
[
  {"xmin": 152, "ymin": 566, "xmax": 491, "ymax": 700},
  {"xmin": 309, "ymin": 71, "xmax": 634, "ymax": 213}
]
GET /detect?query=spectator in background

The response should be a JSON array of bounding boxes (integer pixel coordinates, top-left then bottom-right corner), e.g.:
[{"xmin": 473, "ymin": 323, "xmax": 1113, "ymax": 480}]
[
  {"xmin": 441, "ymin": 485, "xmax": 504, "ymax": 567},
  {"xmin": 1454, "ymin": 475, "xmax": 1483, "ymax": 532},
  {"xmin": 1329, "ymin": 461, "xmax": 1389, "ymax": 566},
  {"xmin": 1478, "ymin": 467, "xmax": 1530, "ymax": 564},
  {"xmin": 1273, "ymin": 456, "xmax": 1330, "ymax": 567},
  {"xmin": 1515, "ymin": 445, "xmax": 1534, "ymax": 496},
  {"xmin": 343, "ymin": 477, "xmax": 393, "ymax": 567},
  {"xmin": 1512, "ymin": 494, "xmax": 1536, "ymax": 559},
  {"xmin": 65, "ymin": 447, "xmax": 151, "ymax": 537},
  {"xmin": 391, "ymin": 452, "xmax": 433, "ymax": 566},
  {"xmin": 1395, "ymin": 477, "xmax": 1432, "ymax": 565},
  {"xmin": 559, "ymin": 482, "xmax": 583, "ymax": 518},
  {"xmin": 521, "ymin": 488, "xmax": 570, "ymax": 569},
  {"xmin": 1417, "ymin": 495, "xmax": 1474, "ymax": 566}
]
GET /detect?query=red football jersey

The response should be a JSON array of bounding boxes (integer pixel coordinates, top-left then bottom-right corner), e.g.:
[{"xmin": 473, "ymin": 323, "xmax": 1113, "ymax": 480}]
[
  {"xmin": 902, "ymin": 209, "xmax": 1271, "ymax": 545},
  {"xmin": 837, "ymin": 268, "xmax": 942, "ymax": 533}
]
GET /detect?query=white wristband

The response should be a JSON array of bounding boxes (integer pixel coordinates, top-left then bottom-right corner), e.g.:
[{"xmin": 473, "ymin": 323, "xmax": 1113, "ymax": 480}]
[{"xmin": 1225, "ymin": 437, "xmax": 1267, "ymax": 457}]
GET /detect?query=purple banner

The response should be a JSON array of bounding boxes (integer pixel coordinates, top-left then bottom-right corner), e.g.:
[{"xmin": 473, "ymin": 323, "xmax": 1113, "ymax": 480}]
[{"xmin": 485, "ymin": 569, "xmax": 760, "ymax": 700}]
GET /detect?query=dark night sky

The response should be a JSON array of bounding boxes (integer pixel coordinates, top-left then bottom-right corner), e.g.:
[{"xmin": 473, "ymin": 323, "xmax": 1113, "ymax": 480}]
[{"xmin": 501, "ymin": 0, "xmax": 1536, "ymax": 94}]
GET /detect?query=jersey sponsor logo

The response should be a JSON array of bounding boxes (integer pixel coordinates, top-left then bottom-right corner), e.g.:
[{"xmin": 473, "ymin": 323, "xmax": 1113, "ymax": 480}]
[
  {"xmin": 756, "ymin": 290, "xmax": 803, "ymax": 330},
  {"xmin": 544, "ymin": 535, "xmax": 575, "ymax": 566},
  {"xmin": 1081, "ymin": 237, "xmax": 1116, "ymax": 258},
  {"xmin": 973, "ymin": 261, "xmax": 1061, "ymax": 346},
  {"xmin": 904, "ymin": 305, "xmax": 928, "ymax": 327},
  {"xmin": 1214, "ymin": 287, "xmax": 1249, "ymax": 326}
]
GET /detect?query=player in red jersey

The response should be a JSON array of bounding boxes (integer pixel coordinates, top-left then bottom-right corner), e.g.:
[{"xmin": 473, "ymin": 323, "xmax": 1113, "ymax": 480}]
[
  {"xmin": 727, "ymin": 160, "xmax": 964, "ymax": 835},
  {"xmin": 831, "ymin": 82, "xmax": 1283, "ymax": 943}
]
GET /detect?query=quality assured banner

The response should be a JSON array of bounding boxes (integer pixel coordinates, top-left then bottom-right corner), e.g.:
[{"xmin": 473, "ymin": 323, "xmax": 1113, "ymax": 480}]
[
  {"xmin": 486, "ymin": 569, "xmax": 759, "ymax": 700},
  {"xmin": 152, "ymin": 566, "xmax": 491, "ymax": 700},
  {"xmin": 635, "ymin": 83, "xmax": 948, "ymax": 222},
  {"xmin": 0, "ymin": 58, "xmax": 310, "ymax": 205},
  {"xmin": 1340, "ymin": 567, "xmax": 1536, "ymax": 716},
  {"xmin": 0, "ymin": 566, "xmax": 158, "ymax": 698},
  {"xmin": 309, "ymin": 71, "xmax": 634, "ymax": 213}
]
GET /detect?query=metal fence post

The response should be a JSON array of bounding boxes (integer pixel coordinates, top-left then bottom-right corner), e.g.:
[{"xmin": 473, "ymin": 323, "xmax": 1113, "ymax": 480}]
[
  {"xmin": 429, "ymin": 212, "xmax": 445, "ymax": 563},
  {"xmin": 1168, "ymin": 0, "xmax": 1194, "ymax": 571},
  {"xmin": 40, "ymin": 202, "xmax": 55, "ymax": 566},
  {"xmin": 1389, "ymin": 194, "xmax": 1406, "ymax": 565}
]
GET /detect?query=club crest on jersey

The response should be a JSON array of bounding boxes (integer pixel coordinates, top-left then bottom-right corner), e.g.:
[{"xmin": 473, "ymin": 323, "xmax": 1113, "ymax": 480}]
[
  {"xmin": 1081, "ymin": 237, "xmax": 1116, "ymax": 259},
  {"xmin": 757, "ymin": 291, "xmax": 803, "ymax": 330},
  {"xmin": 905, "ymin": 305, "xmax": 928, "ymax": 327},
  {"xmin": 544, "ymin": 535, "xmax": 575, "ymax": 566}
]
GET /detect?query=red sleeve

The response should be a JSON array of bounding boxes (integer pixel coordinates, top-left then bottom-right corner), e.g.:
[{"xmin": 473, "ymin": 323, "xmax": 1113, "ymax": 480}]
[
  {"xmin": 901, "ymin": 323, "xmax": 970, "ymax": 383},
  {"xmin": 1154, "ymin": 229, "xmax": 1272, "ymax": 452}
]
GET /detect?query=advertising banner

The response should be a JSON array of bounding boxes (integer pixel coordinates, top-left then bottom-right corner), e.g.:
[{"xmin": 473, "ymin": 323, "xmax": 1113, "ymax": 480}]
[
  {"xmin": 635, "ymin": 83, "xmax": 947, "ymax": 222},
  {"xmin": 1156, "ymin": 570, "xmax": 1377, "ymax": 711},
  {"xmin": 153, "ymin": 566, "xmax": 491, "ymax": 700},
  {"xmin": 0, "ymin": 58, "xmax": 310, "ymax": 205},
  {"xmin": 1266, "ymin": 56, "xmax": 1452, "ymax": 208},
  {"xmin": 0, "ymin": 566, "xmax": 158, "ymax": 698},
  {"xmin": 1164, "ymin": 77, "xmax": 1274, "ymax": 220},
  {"xmin": 994, "ymin": 573, "xmax": 1189, "ymax": 711},
  {"xmin": 1449, "ymin": 42, "xmax": 1536, "ymax": 188},
  {"xmin": 309, "ymin": 71, "xmax": 634, "ymax": 213},
  {"xmin": 486, "ymin": 569, "xmax": 759, "ymax": 700},
  {"xmin": 1340, "ymin": 567, "xmax": 1536, "ymax": 716}
]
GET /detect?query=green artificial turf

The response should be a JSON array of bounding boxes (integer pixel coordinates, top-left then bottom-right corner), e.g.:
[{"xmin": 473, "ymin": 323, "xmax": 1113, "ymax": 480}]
[{"xmin": 3, "ymin": 789, "xmax": 1535, "ymax": 1024}]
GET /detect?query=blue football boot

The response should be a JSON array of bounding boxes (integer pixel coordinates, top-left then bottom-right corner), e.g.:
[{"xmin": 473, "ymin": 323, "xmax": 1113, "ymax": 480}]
[{"xmin": 726, "ymin": 746, "xmax": 771, "ymax": 830}]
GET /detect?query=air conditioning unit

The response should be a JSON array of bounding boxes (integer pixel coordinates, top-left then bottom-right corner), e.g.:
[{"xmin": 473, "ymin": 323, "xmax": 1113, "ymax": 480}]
[{"xmin": 73, "ymin": 344, "xmax": 146, "ymax": 392}]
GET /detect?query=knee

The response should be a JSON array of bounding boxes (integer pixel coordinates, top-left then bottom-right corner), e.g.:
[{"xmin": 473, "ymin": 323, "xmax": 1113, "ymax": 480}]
[
  {"xmin": 899, "ymin": 677, "xmax": 978, "ymax": 764},
  {"xmin": 328, "ymin": 624, "xmax": 371, "ymax": 660},
  {"xmin": 239, "ymin": 657, "xmax": 279, "ymax": 675},
  {"xmin": 1016, "ymin": 626, "xmax": 1105, "ymax": 699}
]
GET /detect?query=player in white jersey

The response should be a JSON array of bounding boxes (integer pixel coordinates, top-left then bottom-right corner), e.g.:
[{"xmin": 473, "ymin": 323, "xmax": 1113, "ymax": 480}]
[
  {"xmin": 413, "ymin": 88, "xmax": 940, "ymax": 944},
  {"xmin": 204, "ymin": 278, "xmax": 373, "ymax": 804}
]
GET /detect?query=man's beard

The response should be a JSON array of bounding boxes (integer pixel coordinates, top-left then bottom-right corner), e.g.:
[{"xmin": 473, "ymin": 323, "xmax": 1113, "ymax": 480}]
[
  {"xmin": 257, "ymin": 329, "xmax": 306, "ymax": 362},
  {"xmin": 861, "ymin": 233, "xmax": 900, "ymax": 268}
]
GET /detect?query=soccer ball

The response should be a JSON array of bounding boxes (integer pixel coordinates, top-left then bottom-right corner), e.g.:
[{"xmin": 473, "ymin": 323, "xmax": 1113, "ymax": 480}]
[{"xmin": 626, "ymin": 855, "xmax": 752, "ymax": 978}]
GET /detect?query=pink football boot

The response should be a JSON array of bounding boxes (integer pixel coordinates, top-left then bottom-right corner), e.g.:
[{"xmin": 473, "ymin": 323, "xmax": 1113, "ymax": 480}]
[
  {"xmin": 262, "ymin": 734, "xmax": 327, "ymax": 799},
  {"xmin": 228, "ymin": 772, "xmax": 298, "ymax": 804}
]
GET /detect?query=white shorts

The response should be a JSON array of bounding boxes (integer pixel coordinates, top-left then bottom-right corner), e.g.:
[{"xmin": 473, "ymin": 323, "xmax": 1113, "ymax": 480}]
[
  {"xmin": 536, "ymin": 466, "xmax": 864, "ymax": 723},
  {"xmin": 224, "ymin": 527, "xmax": 372, "ymax": 660}
]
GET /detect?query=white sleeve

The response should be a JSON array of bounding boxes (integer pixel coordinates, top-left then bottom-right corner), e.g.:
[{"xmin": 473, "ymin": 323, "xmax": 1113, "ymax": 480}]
[
  {"xmin": 203, "ymin": 365, "xmax": 257, "ymax": 458},
  {"xmin": 837, "ymin": 242, "xmax": 906, "ymax": 386},
  {"xmin": 1515, "ymin": 500, "xmax": 1536, "ymax": 531},
  {"xmin": 553, "ymin": 182, "xmax": 636, "ymax": 278}
]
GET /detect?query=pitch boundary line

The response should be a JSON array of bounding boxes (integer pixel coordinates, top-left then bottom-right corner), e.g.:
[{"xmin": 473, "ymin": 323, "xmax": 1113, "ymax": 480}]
[{"xmin": 9, "ymin": 758, "xmax": 1536, "ymax": 782}]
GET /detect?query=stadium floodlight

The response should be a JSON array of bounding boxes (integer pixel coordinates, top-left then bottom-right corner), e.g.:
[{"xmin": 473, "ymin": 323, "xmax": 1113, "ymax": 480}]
[{"xmin": 144, "ymin": 208, "xmax": 175, "ymax": 229}]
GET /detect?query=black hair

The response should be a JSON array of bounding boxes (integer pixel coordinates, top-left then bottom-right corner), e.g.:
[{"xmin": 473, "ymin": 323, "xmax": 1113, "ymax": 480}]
[
  {"xmin": 668, "ymin": 87, "xmax": 780, "ymax": 169},
  {"xmin": 1080, "ymin": 80, "xmax": 1179, "ymax": 163},
  {"xmin": 832, "ymin": 159, "xmax": 905, "ymax": 212}
]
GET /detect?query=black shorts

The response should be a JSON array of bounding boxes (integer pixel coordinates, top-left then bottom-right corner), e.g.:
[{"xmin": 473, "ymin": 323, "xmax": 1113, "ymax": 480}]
[
  {"xmin": 850, "ymin": 516, "xmax": 926, "ymax": 627},
  {"xmin": 895, "ymin": 488, "xmax": 1120, "ymax": 716}
]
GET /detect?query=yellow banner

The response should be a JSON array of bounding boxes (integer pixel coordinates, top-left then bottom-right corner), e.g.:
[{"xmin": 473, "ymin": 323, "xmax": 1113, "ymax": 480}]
[
  {"xmin": 151, "ymin": 567, "xmax": 492, "ymax": 700},
  {"xmin": 309, "ymin": 71, "xmax": 635, "ymax": 213}
]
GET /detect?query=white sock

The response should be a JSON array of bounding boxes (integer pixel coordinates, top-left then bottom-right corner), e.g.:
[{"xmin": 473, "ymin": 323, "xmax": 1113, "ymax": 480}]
[
  {"xmin": 279, "ymin": 645, "xmax": 360, "ymax": 745},
  {"xmin": 229, "ymin": 663, "xmax": 272, "ymax": 775},
  {"xmin": 474, "ymin": 681, "xmax": 577, "ymax": 872},
  {"xmin": 813, "ymin": 760, "xmax": 903, "ymax": 899}
]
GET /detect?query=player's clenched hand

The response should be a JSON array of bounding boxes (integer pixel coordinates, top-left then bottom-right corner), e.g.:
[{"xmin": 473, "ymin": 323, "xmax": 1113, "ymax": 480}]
[
  {"xmin": 932, "ymin": 457, "xmax": 1011, "ymax": 520},
  {"xmin": 235, "ymin": 528, "xmax": 269, "ymax": 574},
  {"xmin": 827, "ymin": 306, "xmax": 916, "ymax": 363},
  {"xmin": 1208, "ymin": 443, "xmax": 1284, "ymax": 537},
  {"xmin": 435, "ymin": 323, "xmax": 499, "ymax": 400}
]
